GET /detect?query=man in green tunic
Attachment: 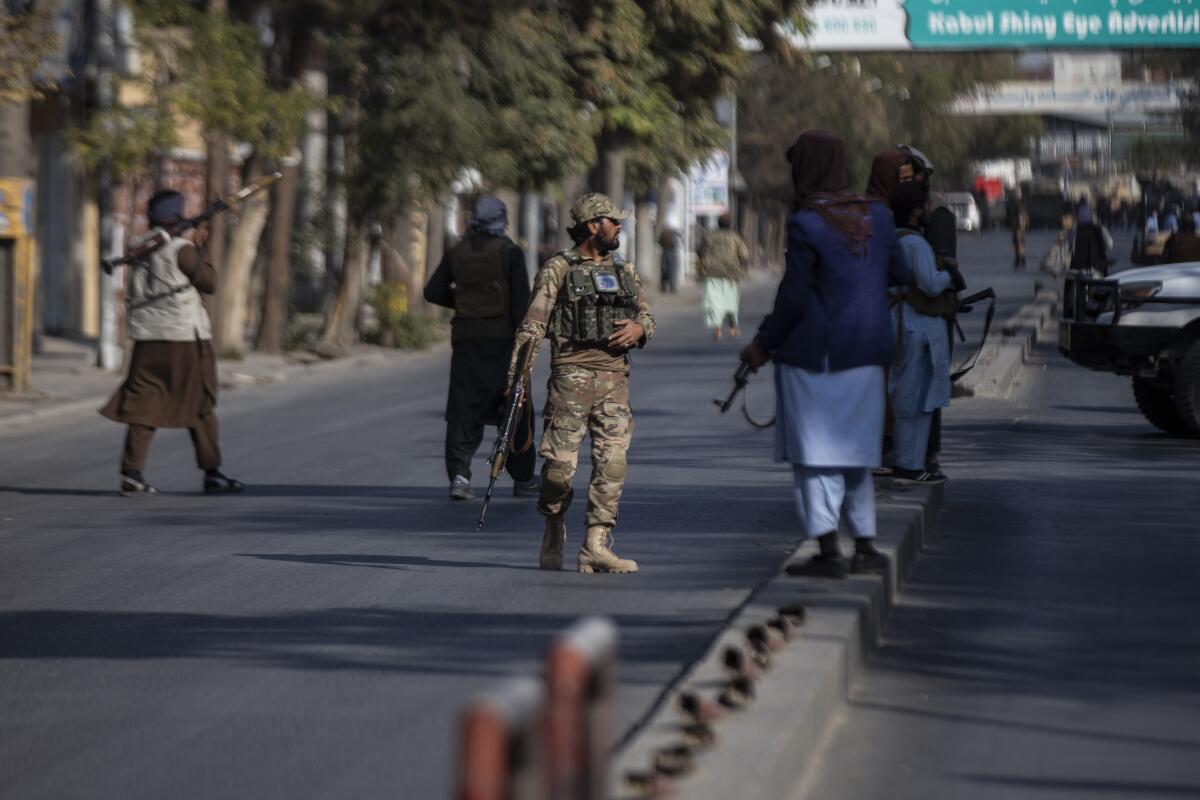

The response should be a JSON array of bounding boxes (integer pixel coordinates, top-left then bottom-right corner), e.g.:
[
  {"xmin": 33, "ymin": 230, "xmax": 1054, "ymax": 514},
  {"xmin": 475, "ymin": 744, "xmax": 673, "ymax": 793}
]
[{"xmin": 696, "ymin": 212, "xmax": 750, "ymax": 340}]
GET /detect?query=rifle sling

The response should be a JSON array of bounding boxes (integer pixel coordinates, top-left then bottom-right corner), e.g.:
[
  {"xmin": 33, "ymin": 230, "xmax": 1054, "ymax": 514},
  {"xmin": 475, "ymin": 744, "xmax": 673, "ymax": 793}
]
[
  {"xmin": 128, "ymin": 282, "xmax": 193, "ymax": 311},
  {"xmin": 741, "ymin": 381, "xmax": 775, "ymax": 430},
  {"xmin": 950, "ymin": 288, "xmax": 997, "ymax": 382}
]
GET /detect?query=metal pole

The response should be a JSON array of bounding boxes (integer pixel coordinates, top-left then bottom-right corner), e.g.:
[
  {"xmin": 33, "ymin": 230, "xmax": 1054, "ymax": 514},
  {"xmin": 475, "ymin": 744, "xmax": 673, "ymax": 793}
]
[{"xmin": 96, "ymin": 0, "xmax": 121, "ymax": 370}]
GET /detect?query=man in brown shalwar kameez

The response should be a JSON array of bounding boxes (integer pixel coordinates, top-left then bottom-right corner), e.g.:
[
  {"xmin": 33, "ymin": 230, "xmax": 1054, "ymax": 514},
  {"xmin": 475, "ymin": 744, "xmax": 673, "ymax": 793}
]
[{"xmin": 100, "ymin": 190, "xmax": 244, "ymax": 496}]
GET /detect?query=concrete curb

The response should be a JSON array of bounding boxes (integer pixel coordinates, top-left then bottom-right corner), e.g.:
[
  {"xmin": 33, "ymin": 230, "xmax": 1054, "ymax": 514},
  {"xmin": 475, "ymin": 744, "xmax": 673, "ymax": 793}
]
[
  {"xmin": 956, "ymin": 288, "xmax": 1059, "ymax": 399},
  {"xmin": 609, "ymin": 482, "xmax": 943, "ymax": 799}
]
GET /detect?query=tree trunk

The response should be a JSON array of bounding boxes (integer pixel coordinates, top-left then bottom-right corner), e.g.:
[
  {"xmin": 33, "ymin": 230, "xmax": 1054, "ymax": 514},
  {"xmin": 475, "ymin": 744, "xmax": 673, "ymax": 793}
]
[
  {"xmin": 255, "ymin": 157, "xmax": 300, "ymax": 353},
  {"xmin": 424, "ymin": 202, "xmax": 446, "ymax": 313},
  {"xmin": 0, "ymin": 100, "xmax": 32, "ymax": 176},
  {"xmin": 204, "ymin": 132, "xmax": 230, "ymax": 350},
  {"xmin": 320, "ymin": 223, "xmax": 368, "ymax": 349},
  {"xmin": 217, "ymin": 158, "xmax": 271, "ymax": 355},
  {"xmin": 397, "ymin": 206, "xmax": 429, "ymax": 313},
  {"xmin": 591, "ymin": 130, "xmax": 626, "ymax": 205},
  {"xmin": 381, "ymin": 218, "xmax": 411, "ymax": 286},
  {"xmin": 741, "ymin": 196, "xmax": 759, "ymax": 269},
  {"xmin": 520, "ymin": 192, "xmax": 540, "ymax": 281},
  {"xmin": 556, "ymin": 174, "xmax": 586, "ymax": 250}
]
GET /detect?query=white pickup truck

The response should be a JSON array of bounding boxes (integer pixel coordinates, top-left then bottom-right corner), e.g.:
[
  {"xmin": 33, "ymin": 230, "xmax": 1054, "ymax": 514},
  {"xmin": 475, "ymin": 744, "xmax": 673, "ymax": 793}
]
[{"xmin": 1060, "ymin": 263, "xmax": 1200, "ymax": 436}]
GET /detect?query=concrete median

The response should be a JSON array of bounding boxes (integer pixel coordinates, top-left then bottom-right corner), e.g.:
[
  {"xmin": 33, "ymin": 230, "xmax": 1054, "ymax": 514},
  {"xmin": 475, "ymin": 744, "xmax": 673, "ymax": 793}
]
[
  {"xmin": 609, "ymin": 484, "xmax": 943, "ymax": 799},
  {"xmin": 956, "ymin": 288, "xmax": 1059, "ymax": 399}
]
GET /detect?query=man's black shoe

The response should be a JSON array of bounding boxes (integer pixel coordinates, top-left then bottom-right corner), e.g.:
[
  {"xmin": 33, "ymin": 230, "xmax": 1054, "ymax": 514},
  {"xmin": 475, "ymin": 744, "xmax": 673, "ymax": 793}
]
[
  {"xmin": 891, "ymin": 467, "xmax": 946, "ymax": 485},
  {"xmin": 785, "ymin": 553, "xmax": 847, "ymax": 579},
  {"xmin": 850, "ymin": 550, "xmax": 890, "ymax": 575},
  {"xmin": 204, "ymin": 471, "xmax": 245, "ymax": 494},
  {"xmin": 512, "ymin": 477, "xmax": 540, "ymax": 497}
]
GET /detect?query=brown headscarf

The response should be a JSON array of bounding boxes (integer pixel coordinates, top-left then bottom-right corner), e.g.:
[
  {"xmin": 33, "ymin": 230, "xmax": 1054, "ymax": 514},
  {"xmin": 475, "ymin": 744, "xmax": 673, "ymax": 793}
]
[
  {"xmin": 865, "ymin": 148, "xmax": 913, "ymax": 208},
  {"xmin": 786, "ymin": 130, "xmax": 872, "ymax": 253}
]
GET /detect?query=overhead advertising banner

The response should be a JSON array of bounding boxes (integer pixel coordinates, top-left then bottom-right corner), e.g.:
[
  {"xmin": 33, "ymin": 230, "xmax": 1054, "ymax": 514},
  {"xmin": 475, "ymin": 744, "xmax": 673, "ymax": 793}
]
[
  {"xmin": 800, "ymin": 0, "xmax": 1200, "ymax": 50},
  {"xmin": 954, "ymin": 81, "xmax": 1186, "ymax": 116}
]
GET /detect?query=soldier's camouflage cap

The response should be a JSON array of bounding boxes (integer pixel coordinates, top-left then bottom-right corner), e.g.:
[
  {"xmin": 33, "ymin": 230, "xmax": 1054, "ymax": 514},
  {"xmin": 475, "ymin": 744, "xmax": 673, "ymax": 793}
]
[{"xmin": 570, "ymin": 193, "xmax": 631, "ymax": 225}]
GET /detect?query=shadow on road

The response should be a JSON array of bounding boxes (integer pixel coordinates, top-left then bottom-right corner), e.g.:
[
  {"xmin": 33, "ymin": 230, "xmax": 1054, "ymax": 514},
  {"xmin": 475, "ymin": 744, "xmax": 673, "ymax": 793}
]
[{"xmin": 238, "ymin": 552, "xmax": 540, "ymax": 572}]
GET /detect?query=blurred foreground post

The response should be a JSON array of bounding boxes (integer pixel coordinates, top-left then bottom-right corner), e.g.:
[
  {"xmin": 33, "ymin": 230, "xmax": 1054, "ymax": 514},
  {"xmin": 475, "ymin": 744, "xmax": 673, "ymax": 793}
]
[
  {"xmin": 456, "ymin": 676, "xmax": 546, "ymax": 800},
  {"xmin": 546, "ymin": 617, "xmax": 618, "ymax": 800}
]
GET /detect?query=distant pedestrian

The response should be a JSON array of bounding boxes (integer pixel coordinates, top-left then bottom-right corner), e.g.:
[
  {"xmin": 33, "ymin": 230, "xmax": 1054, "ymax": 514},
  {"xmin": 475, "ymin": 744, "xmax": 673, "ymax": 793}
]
[
  {"xmin": 1009, "ymin": 192, "xmax": 1029, "ymax": 269},
  {"xmin": 741, "ymin": 130, "xmax": 908, "ymax": 579},
  {"xmin": 658, "ymin": 227, "xmax": 681, "ymax": 292},
  {"xmin": 1165, "ymin": 205, "xmax": 1180, "ymax": 234},
  {"xmin": 1161, "ymin": 215, "xmax": 1200, "ymax": 264},
  {"xmin": 1069, "ymin": 205, "xmax": 1113, "ymax": 276},
  {"xmin": 100, "ymin": 190, "xmax": 243, "ymax": 496},
  {"xmin": 696, "ymin": 213, "xmax": 749, "ymax": 340},
  {"xmin": 424, "ymin": 196, "xmax": 538, "ymax": 501}
]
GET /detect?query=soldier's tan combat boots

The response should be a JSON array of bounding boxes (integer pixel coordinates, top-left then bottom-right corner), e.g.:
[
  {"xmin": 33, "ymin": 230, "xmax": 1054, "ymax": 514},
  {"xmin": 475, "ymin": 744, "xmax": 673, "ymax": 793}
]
[
  {"xmin": 539, "ymin": 515, "xmax": 566, "ymax": 570},
  {"xmin": 578, "ymin": 526, "xmax": 638, "ymax": 574}
]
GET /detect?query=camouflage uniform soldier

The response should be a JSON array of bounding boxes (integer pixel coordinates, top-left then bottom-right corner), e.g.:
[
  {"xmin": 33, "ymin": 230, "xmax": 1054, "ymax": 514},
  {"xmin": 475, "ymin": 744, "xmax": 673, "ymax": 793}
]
[{"xmin": 508, "ymin": 193, "xmax": 655, "ymax": 573}]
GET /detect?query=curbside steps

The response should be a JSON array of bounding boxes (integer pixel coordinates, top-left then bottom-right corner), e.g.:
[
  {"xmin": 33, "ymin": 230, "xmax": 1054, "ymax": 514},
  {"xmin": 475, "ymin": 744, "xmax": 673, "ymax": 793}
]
[{"xmin": 609, "ymin": 484, "xmax": 944, "ymax": 800}]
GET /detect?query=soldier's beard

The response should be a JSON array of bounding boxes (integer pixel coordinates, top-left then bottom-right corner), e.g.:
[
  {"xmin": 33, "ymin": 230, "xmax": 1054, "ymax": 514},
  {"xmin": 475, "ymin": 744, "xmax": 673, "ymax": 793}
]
[{"xmin": 594, "ymin": 233, "xmax": 620, "ymax": 254}]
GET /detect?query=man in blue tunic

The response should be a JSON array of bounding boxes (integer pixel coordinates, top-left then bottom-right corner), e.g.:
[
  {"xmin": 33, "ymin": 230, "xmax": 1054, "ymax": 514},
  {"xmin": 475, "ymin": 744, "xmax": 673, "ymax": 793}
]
[
  {"xmin": 889, "ymin": 186, "xmax": 966, "ymax": 484},
  {"xmin": 741, "ymin": 130, "xmax": 909, "ymax": 578}
]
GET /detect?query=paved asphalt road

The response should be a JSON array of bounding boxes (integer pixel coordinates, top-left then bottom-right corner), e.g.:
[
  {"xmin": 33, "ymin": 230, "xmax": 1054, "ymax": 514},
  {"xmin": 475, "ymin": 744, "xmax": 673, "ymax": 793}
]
[
  {"xmin": 2, "ymin": 269, "xmax": 804, "ymax": 798},
  {"xmin": 795, "ymin": 248, "xmax": 1200, "ymax": 795},
  {"xmin": 0, "ymin": 229, "xmax": 1103, "ymax": 798}
]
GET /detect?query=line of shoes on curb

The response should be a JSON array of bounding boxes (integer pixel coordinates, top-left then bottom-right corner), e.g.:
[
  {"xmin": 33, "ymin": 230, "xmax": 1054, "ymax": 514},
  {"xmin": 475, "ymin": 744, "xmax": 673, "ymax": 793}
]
[{"xmin": 624, "ymin": 603, "xmax": 809, "ymax": 795}]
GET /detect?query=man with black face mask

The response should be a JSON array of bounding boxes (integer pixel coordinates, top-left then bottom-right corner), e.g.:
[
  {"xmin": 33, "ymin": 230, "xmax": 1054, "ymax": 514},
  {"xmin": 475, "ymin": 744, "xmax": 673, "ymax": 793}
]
[
  {"xmin": 507, "ymin": 193, "xmax": 655, "ymax": 573},
  {"xmin": 889, "ymin": 178, "xmax": 965, "ymax": 484},
  {"xmin": 898, "ymin": 144, "xmax": 963, "ymax": 480}
]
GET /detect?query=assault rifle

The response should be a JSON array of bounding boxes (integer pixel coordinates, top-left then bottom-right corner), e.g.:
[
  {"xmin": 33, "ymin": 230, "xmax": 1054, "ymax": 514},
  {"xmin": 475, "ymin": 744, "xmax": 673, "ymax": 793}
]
[
  {"xmin": 102, "ymin": 171, "xmax": 283, "ymax": 275},
  {"xmin": 715, "ymin": 361, "xmax": 775, "ymax": 430},
  {"xmin": 477, "ymin": 340, "xmax": 536, "ymax": 530}
]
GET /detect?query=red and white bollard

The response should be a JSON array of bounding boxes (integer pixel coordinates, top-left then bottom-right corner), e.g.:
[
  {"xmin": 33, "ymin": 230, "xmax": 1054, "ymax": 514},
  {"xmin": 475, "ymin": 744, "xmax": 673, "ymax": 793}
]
[
  {"xmin": 456, "ymin": 676, "xmax": 546, "ymax": 800},
  {"xmin": 545, "ymin": 616, "xmax": 618, "ymax": 800}
]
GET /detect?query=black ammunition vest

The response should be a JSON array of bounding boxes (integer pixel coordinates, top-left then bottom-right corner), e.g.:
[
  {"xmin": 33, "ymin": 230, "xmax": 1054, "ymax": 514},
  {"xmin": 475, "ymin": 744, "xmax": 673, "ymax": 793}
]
[
  {"xmin": 450, "ymin": 235, "xmax": 513, "ymax": 341},
  {"xmin": 549, "ymin": 250, "xmax": 639, "ymax": 346}
]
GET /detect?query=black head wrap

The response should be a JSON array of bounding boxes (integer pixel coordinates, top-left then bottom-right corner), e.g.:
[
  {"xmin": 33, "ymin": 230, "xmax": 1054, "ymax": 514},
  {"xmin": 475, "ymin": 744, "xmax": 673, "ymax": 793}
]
[
  {"xmin": 786, "ymin": 130, "xmax": 872, "ymax": 254},
  {"xmin": 148, "ymin": 190, "xmax": 185, "ymax": 227}
]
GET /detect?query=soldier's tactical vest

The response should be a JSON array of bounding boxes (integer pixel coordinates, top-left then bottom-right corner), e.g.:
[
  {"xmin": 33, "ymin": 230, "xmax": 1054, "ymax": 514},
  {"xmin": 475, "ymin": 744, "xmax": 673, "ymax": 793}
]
[
  {"xmin": 450, "ymin": 235, "xmax": 512, "ymax": 340},
  {"xmin": 897, "ymin": 229, "xmax": 958, "ymax": 319},
  {"xmin": 549, "ymin": 250, "xmax": 639, "ymax": 345}
]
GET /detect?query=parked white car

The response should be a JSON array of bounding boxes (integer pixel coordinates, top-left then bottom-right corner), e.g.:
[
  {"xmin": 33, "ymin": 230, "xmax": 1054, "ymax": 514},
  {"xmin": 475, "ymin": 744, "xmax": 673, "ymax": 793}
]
[
  {"xmin": 934, "ymin": 192, "xmax": 982, "ymax": 233},
  {"xmin": 1060, "ymin": 262, "xmax": 1200, "ymax": 435}
]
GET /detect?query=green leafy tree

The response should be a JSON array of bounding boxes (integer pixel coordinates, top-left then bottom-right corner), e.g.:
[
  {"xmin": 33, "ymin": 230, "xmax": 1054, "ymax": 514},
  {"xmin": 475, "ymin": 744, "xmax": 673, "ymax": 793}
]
[
  {"xmin": 626, "ymin": 0, "xmax": 807, "ymax": 191},
  {"xmin": 739, "ymin": 52, "xmax": 1020, "ymax": 205},
  {"xmin": 0, "ymin": 8, "xmax": 57, "ymax": 103},
  {"xmin": 467, "ymin": 9, "xmax": 597, "ymax": 191}
]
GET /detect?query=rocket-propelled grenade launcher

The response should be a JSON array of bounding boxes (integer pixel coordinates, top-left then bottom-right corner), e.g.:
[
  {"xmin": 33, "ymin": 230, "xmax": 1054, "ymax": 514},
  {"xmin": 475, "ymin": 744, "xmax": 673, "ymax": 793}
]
[{"xmin": 102, "ymin": 171, "xmax": 283, "ymax": 274}]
